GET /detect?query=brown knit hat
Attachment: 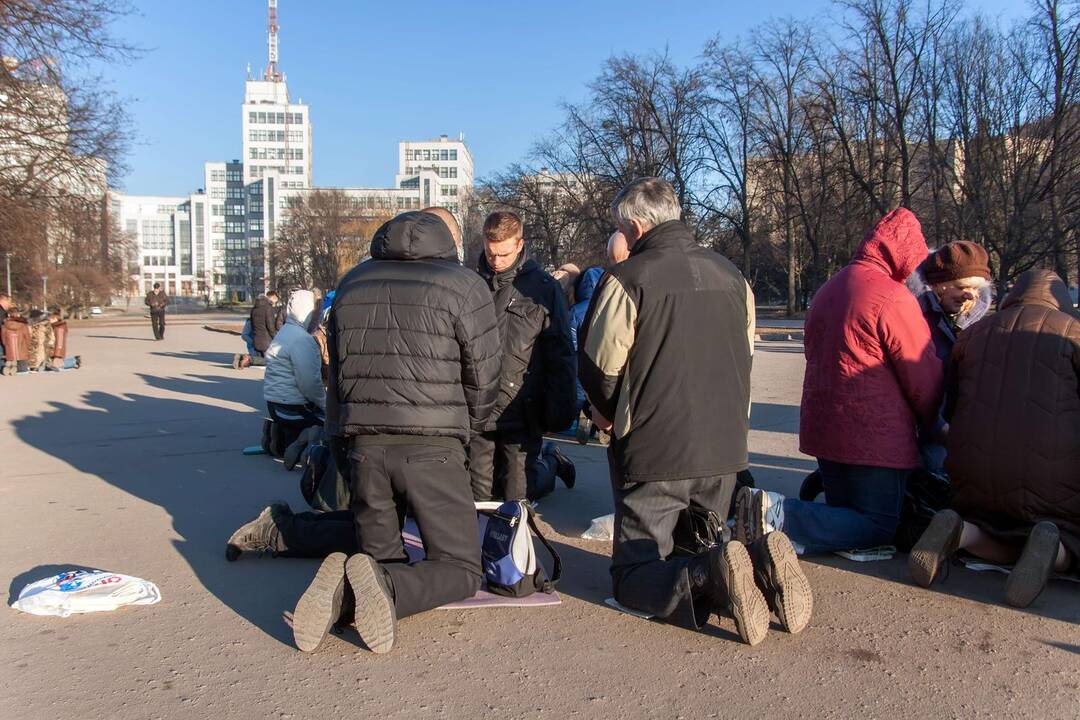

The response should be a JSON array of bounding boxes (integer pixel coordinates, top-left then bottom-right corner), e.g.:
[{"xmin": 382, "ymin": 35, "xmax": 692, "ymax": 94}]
[{"xmin": 922, "ymin": 241, "xmax": 990, "ymax": 284}]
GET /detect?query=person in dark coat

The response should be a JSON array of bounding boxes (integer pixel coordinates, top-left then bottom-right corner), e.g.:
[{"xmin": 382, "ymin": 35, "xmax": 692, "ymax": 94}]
[
  {"xmin": 468, "ymin": 211, "xmax": 578, "ymax": 503},
  {"xmin": 235, "ymin": 290, "xmax": 280, "ymax": 368},
  {"xmin": 144, "ymin": 283, "xmax": 168, "ymax": 340},
  {"xmin": 0, "ymin": 293, "xmax": 10, "ymax": 361},
  {"xmin": 580, "ymin": 177, "xmax": 806, "ymax": 646},
  {"xmin": 909, "ymin": 269, "xmax": 1080, "ymax": 608},
  {"xmin": 289, "ymin": 210, "xmax": 501, "ymax": 655}
]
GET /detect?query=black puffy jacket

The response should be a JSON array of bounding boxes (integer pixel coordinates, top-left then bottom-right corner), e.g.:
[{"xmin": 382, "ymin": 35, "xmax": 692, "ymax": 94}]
[
  {"xmin": 326, "ymin": 212, "xmax": 501, "ymax": 445},
  {"xmin": 477, "ymin": 252, "xmax": 577, "ymax": 434}
]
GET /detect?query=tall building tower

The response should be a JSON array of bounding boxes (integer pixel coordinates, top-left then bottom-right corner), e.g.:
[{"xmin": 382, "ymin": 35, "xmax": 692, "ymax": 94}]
[{"xmin": 242, "ymin": 0, "xmax": 312, "ymax": 188}]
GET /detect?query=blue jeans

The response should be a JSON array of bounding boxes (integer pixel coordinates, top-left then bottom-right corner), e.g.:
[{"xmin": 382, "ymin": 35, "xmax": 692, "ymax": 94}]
[{"xmin": 781, "ymin": 460, "xmax": 908, "ymax": 554}]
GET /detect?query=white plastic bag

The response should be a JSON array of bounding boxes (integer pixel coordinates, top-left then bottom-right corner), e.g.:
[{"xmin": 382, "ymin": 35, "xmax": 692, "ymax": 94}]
[
  {"xmin": 10, "ymin": 569, "xmax": 161, "ymax": 617},
  {"xmin": 581, "ymin": 513, "xmax": 615, "ymax": 541}
]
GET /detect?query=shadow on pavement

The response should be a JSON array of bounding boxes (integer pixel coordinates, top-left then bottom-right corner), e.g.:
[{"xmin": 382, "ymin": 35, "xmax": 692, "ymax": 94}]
[
  {"xmin": 806, "ymin": 553, "xmax": 1079, "ymax": 625},
  {"xmin": 136, "ymin": 372, "xmax": 264, "ymax": 412},
  {"xmin": 150, "ymin": 351, "xmax": 238, "ymax": 367},
  {"xmin": 84, "ymin": 334, "xmax": 157, "ymax": 342},
  {"xmin": 750, "ymin": 401, "xmax": 800, "ymax": 433},
  {"xmin": 12, "ymin": 375, "xmax": 313, "ymax": 647}
]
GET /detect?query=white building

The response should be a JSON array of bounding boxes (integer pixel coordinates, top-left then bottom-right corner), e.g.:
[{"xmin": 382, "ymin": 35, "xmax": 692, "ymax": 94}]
[
  {"xmin": 242, "ymin": 79, "xmax": 311, "ymax": 189},
  {"xmin": 395, "ymin": 135, "xmax": 474, "ymax": 218},
  {"xmin": 112, "ymin": 193, "xmax": 192, "ymax": 297}
]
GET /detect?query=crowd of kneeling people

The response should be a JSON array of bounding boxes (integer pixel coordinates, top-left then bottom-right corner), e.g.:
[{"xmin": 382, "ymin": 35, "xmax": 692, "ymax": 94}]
[
  {"xmin": 1, "ymin": 295, "xmax": 82, "ymax": 376},
  {"xmin": 223, "ymin": 178, "xmax": 1079, "ymax": 654}
]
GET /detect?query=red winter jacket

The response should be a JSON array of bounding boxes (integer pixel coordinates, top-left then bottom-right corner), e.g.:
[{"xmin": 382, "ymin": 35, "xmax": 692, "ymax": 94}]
[{"xmin": 799, "ymin": 208, "xmax": 943, "ymax": 470}]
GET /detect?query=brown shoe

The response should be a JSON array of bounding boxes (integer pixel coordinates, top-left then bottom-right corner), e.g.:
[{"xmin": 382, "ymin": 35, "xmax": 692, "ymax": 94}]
[
  {"xmin": 909, "ymin": 509, "xmax": 963, "ymax": 588},
  {"xmin": 1004, "ymin": 521, "xmax": 1059, "ymax": 608}
]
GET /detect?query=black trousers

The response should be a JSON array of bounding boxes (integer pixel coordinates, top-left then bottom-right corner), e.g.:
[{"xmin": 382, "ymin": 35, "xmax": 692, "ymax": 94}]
[
  {"xmin": 275, "ymin": 510, "xmax": 357, "ymax": 557},
  {"xmin": 349, "ymin": 440, "xmax": 481, "ymax": 619},
  {"xmin": 150, "ymin": 309, "xmax": 165, "ymax": 339},
  {"xmin": 610, "ymin": 457, "xmax": 737, "ymax": 629},
  {"xmin": 468, "ymin": 430, "xmax": 549, "ymax": 502}
]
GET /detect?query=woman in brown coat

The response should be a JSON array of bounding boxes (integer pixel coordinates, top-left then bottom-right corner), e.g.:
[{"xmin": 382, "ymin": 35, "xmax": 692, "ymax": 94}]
[{"xmin": 909, "ymin": 269, "xmax": 1080, "ymax": 607}]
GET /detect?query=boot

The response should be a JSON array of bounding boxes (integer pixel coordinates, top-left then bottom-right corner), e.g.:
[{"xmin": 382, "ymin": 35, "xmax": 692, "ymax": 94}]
[
  {"xmin": 908, "ymin": 509, "xmax": 963, "ymax": 588},
  {"xmin": 750, "ymin": 532, "xmax": 813, "ymax": 634},
  {"xmin": 1004, "ymin": 521, "xmax": 1060, "ymax": 608},
  {"xmin": 345, "ymin": 553, "xmax": 397, "ymax": 654},
  {"xmin": 576, "ymin": 410, "xmax": 592, "ymax": 445},
  {"xmin": 224, "ymin": 502, "xmax": 290, "ymax": 561},
  {"xmin": 293, "ymin": 552, "xmax": 351, "ymax": 653},
  {"xmin": 798, "ymin": 470, "xmax": 823, "ymax": 502},
  {"xmin": 545, "ymin": 442, "xmax": 576, "ymax": 489},
  {"xmin": 706, "ymin": 540, "xmax": 770, "ymax": 646}
]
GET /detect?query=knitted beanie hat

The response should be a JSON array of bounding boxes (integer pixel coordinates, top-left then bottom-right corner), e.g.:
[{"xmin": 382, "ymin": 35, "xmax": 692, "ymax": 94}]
[{"xmin": 922, "ymin": 241, "xmax": 990, "ymax": 284}]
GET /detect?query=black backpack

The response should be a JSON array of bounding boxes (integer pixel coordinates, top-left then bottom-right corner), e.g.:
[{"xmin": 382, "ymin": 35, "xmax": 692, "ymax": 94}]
[
  {"xmin": 299, "ymin": 431, "xmax": 351, "ymax": 512},
  {"xmin": 673, "ymin": 503, "xmax": 728, "ymax": 558}
]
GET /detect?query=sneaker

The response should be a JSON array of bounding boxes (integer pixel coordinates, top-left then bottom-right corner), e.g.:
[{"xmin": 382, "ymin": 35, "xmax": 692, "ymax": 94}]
[
  {"xmin": 73, "ymin": 355, "xmax": 82, "ymax": 369},
  {"xmin": 1004, "ymin": 521, "xmax": 1059, "ymax": 608},
  {"xmin": 734, "ymin": 487, "xmax": 785, "ymax": 545},
  {"xmin": 293, "ymin": 552, "xmax": 350, "ymax": 653},
  {"xmin": 225, "ymin": 502, "xmax": 289, "ymax": 561},
  {"xmin": 239, "ymin": 354, "xmax": 252, "ymax": 369},
  {"xmin": 908, "ymin": 509, "xmax": 963, "ymax": 588},
  {"xmin": 707, "ymin": 541, "xmax": 770, "ymax": 646},
  {"xmin": 546, "ymin": 442, "xmax": 576, "ymax": 489},
  {"xmin": 752, "ymin": 532, "xmax": 813, "ymax": 633},
  {"xmin": 231, "ymin": 353, "xmax": 242, "ymax": 369},
  {"xmin": 344, "ymin": 553, "xmax": 397, "ymax": 654}
]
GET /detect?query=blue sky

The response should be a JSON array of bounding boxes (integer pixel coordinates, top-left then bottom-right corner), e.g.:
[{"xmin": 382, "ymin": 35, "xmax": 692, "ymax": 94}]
[{"xmin": 108, "ymin": 0, "xmax": 1029, "ymax": 196}]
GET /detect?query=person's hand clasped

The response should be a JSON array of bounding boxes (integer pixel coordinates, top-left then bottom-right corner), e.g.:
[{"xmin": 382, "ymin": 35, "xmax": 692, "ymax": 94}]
[{"xmin": 591, "ymin": 406, "xmax": 613, "ymax": 433}]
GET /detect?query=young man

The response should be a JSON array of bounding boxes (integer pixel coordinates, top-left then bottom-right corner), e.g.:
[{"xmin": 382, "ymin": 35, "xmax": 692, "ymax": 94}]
[
  {"xmin": 144, "ymin": 283, "xmax": 168, "ymax": 340},
  {"xmin": 469, "ymin": 211, "xmax": 577, "ymax": 503},
  {"xmin": 291, "ymin": 211, "xmax": 500, "ymax": 655},
  {"xmin": 579, "ymin": 177, "xmax": 810, "ymax": 646}
]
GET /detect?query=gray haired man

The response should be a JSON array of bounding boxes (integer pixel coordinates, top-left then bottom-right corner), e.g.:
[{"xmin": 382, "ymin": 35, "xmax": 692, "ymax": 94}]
[{"xmin": 578, "ymin": 177, "xmax": 811, "ymax": 645}]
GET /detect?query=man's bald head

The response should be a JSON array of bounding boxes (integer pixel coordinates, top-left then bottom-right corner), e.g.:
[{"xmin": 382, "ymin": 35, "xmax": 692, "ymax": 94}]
[
  {"xmin": 422, "ymin": 206, "xmax": 462, "ymax": 249},
  {"xmin": 606, "ymin": 230, "xmax": 629, "ymax": 266}
]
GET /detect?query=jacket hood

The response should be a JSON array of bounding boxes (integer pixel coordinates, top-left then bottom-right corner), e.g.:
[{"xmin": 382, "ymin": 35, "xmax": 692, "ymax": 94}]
[
  {"xmin": 1002, "ymin": 269, "xmax": 1077, "ymax": 315},
  {"xmin": 906, "ymin": 264, "xmax": 993, "ymax": 330},
  {"xmin": 853, "ymin": 208, "xmax": 928, "ymax": 282},
  {"xmin": 286, "ymin": 289, "xmax": 316, "ymax": 328},
  {"xmin": 575, "ymin": 266, "xmax": 605, "ymax": 305},
  {"xmin": 369, "ymin": 212, "xmax": 457, "ymax": 262}
]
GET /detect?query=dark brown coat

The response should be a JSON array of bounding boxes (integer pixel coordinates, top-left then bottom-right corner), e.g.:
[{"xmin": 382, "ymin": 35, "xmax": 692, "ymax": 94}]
[{"xmin": 946, "ymin": 270, "xmax": 1080, "ymax": 560}]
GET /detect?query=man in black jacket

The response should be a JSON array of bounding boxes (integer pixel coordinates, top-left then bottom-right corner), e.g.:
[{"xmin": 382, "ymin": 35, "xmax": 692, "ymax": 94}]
[
  {"xmin": 144, "ymin": 283, "xmax": 168, "ymax": 340},
  {"xmin": 290, "ymin": 211, "xmax": 500, "ymax": 655},
  {"xmin": 469, "ymin": 211, "xmax": 577, "ymax": 504},
  {"xmin": 235, "ymin": 290, "xmax": 280, "ymax": 368},
  {"xmin": 579, "ymin": 177, "xmax": 812, "ymax": 646}
]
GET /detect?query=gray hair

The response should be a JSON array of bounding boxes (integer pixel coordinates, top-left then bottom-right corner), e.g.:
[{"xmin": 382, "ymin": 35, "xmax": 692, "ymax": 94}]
[{"xmin": 610, "ymin": 177, "xmax": 682, "ymax": 231}]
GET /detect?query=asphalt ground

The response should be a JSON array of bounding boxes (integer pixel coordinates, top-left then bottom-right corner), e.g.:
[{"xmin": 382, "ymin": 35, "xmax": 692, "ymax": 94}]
[{"xmin": 1, "ymin": 324, "xmax": 1077, "ymax": 719}]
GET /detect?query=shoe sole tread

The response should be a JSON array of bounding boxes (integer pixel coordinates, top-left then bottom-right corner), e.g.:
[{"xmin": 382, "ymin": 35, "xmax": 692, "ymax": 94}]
[
  {"xmin": 764, "ymin": 533, "xmax": 813, "ymax": 634},
  {"xmin": 722, "ymin": 542, "xmax": 770, "ymax": 646},
  {"xmin": 293, "ymin": 552, "xmax": 347, "ymax": 653},
  {"xmin": 346, "ymin": 554, "xmax": 396, "ymax": 654}
]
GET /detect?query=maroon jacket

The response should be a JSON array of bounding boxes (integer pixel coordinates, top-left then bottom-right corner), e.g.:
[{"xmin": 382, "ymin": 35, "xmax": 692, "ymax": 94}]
[{"xmin": 800, "ymin": 208, "xmax": 943, "ymax": 469}]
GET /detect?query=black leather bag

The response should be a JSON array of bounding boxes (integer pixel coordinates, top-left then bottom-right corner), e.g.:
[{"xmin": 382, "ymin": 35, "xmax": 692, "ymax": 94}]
[{"xmin": 672, "ymin": 503, "xmax": 728, "ymax": 557}]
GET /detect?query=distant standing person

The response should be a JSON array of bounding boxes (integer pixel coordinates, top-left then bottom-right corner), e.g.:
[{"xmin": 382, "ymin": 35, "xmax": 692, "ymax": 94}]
[{"xmin": 145, "ymin": 283, "xmax": 168, "ymax": 341}]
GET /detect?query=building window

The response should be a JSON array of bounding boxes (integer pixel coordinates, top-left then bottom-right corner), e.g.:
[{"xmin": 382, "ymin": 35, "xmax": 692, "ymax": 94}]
[
  {"xmin": 440, "ymin": 150, "xmax": 449, "ymax": 161},
  {"xmin": 210, "ymin": 169, "xmax": 225, "ymax": 182},
  {"xmin": 450, "ymin": 149, "xmax": 457, "ymax": 160},
  {"xmin": 450, "ymin": 167, "xmax": 457, "ymax": 178},
  {"xmin": 257, "ymin": 112, "xmax": 267, "ymax": 124},
  {"xmin": 248, "ymin": 112, "xmax": 256, "ymax": 124}
]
